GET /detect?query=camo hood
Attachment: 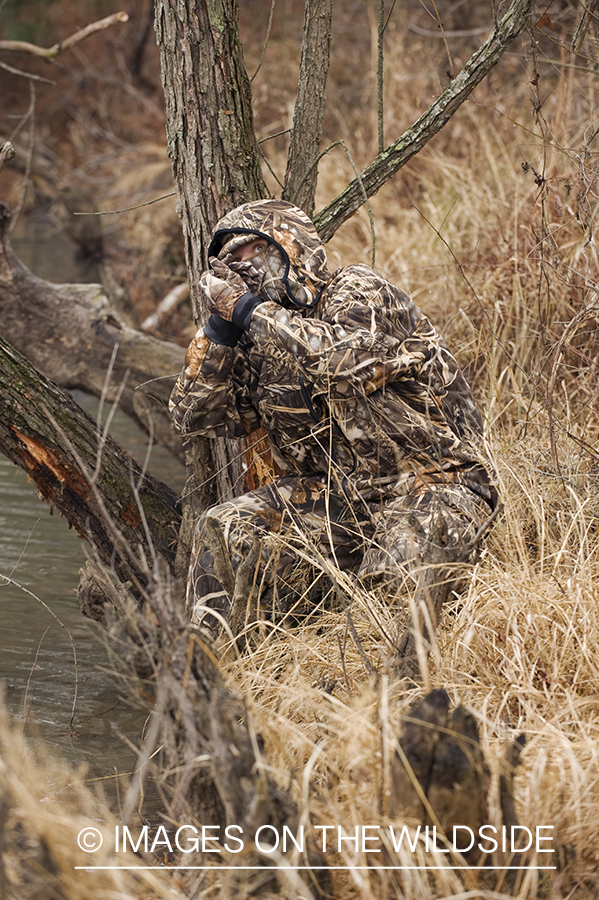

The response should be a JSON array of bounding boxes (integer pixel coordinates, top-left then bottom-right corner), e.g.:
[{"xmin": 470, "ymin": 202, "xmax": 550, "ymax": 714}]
[{"xmin": 208, "ymin": 199, "xmax": 330, "ymax": 308}]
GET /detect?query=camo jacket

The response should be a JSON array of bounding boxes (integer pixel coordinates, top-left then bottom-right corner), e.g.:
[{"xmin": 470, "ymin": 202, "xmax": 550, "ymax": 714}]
[{"xmin": 170, "ymin": 263, "xmax": 498, "ymax": 509}]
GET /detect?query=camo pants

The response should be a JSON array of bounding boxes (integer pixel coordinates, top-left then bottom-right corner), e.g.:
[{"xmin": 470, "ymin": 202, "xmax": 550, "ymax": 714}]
[{"xmin": 186, "ymin": 475, "xmax": 492, "ymax": 631}]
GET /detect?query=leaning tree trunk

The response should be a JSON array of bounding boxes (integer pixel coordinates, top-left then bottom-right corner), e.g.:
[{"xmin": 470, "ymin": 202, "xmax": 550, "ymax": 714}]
[
  {"xmin": 0, "ymin": 332, "xmax": 181, "ymax": 610},
  {"xmin": 0, "ymin": 202, "xmax": 185, "ymax": 461},
  {"xmin": 312, "ymin": 0, "xmax": 535, "ymax": 240}
]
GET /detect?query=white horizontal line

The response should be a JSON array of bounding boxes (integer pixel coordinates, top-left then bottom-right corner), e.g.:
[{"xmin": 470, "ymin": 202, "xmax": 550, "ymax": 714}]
[{"xmin": 74, "ymin": 865, "xmax": 556, "ymax": 871}]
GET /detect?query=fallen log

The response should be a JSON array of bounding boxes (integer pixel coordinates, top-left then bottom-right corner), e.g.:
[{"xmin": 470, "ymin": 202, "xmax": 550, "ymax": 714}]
[
  {"xmin": 0, "ymin": 332, "xmax": 181, "ymax": 605},
  {"xmin": 0, "ymin": 201, "xmax": 185, "ymax": 461}
]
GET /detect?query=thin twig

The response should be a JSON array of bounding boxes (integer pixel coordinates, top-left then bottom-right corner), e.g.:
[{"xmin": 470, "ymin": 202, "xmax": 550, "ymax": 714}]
[
  {"xmin": 336, "ymin": 630, "xmax": 352, "ymax": 695},
  {"xmin": 92, "ymin": 348, "xmax": 129, "ymax": 485},
  {"xmin": 407, "ymin": 23, "xmax": 491, "ymax": 37},
  {"xmin": 258, "ymin": 128, "xmax": 291, "ymax": 145},
  {"xmin": 251, "ymin": 0, "xmax": 276, "ymax": 82},
  {"xmin": 346, "ymin": 607, "xmax": 375, "ymax": 676},
  {"xmin": 0, "ymin": 60, "xmax": 56, "ymax": 85},
  {"xmin": 429, "ymin": 0, "xmax": 454, "ymax": 76},
  {"xmin": 378, "ymin": 0, "xmax": 385, "ymax": 153},
  {"xmin": 462, "ymin": 503, "xmax": 504, "ymax": 556},
  {"xmin": 7, "ymin": 519, "xmax": 41, "ymax": 580},
  {"xmin": 411, "ymin": 204, "xmax": 526, "ymax": 380},
  {"xmin": 296, "ymin": 139, "xmax": 377, "ymax": 264},
  {"xmin": 121, "ymin": 684, "xmax": 165, "ymax": 824},
  {"xmin": 0, "ymin": 573, "xmax": 79, "ymax": 730},
  {"xmin": 539, "ymin": 57, "xmax": 599, "ymax": 75},
  {"xmin": 130, "ymin": 437, "xmax": 159, "ymax": 571},
  {"xmin": 73, "ymin": 191, "xmax": 176, "ymax": 216},
  {"xmin": 22, "ymin": 625, "xmax": 51, "ymax": 737},
  {"xmin": 383, "ymin": 0, "xmax": 399, "ymax": 33},
  {"xmin": 258, "ymin": 145, "xmax": 284, "ymax": 190},
  {"xmin": 43, "ymin": 406, "xmax": 151, "ymax": 599}
]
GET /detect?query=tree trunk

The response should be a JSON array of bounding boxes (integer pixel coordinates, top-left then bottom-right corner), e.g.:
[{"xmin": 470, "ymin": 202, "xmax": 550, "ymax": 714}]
[
  {"xmin": 153, "ymin": 0, "xmax": 270, "ymax": 560},
  {"xmin": 154, "ymin": 0, "xmax": 267, "ymax": 294},
  {"xmin": 0, "ymin": 201, "xmax": 185, "ymax": 462},
  {"xmin": 283, "ymin": 0, "xmax": 333, "ymax": 216},
  {"xmin": 0, "ymin": 332, "xmax": 181, "ymax": 602}
]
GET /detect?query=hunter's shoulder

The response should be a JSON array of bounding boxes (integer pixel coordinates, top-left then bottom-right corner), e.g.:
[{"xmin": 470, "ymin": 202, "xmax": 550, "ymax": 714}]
[
  {"xmin": 318, "ymin": 265, "xmax": 415, "ymax": 326},
  {"xmin": 326, "ymin": 265, "xmax": 410, "ymax": 302}
]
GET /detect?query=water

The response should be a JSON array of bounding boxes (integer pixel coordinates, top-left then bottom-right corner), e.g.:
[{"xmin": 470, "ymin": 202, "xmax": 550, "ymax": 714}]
[
  {"xmin": 0, "ymin": 393, "xmax": 185, "ymax": 770},
  {"xmin": 0, "ymin": 216, "xmax": 186, "ymax": 778}
]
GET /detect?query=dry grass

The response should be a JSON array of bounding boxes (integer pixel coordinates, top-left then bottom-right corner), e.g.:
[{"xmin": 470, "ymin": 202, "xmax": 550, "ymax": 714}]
[
  {"xmin": 3, "ymin": 1, "xmax": 599, "ymax": 897},
  {"xmin": 202, "ymin": 432, "xmax": 599, "ymax": 898},
  {"xmin": 0, "ymin": 697, "xmax": 187, "ymax": 900}
]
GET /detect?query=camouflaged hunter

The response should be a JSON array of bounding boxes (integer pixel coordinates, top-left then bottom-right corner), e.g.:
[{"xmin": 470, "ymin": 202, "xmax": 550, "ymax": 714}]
[{"xmin": 170, "ymin": 200, "xmax": 498, "ymax": 632}]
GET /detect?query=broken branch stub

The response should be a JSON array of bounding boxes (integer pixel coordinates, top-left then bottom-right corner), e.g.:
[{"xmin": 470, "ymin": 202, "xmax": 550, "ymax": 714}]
[{"xmin": 390, "ymin": 689, "xmax": 528, "ymax": 869}]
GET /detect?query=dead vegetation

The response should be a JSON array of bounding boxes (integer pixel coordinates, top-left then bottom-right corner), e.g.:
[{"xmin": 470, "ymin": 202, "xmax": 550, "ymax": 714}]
[{"xmin": 2, "ymin": 0, "xmax": 599, "ymax": 897}]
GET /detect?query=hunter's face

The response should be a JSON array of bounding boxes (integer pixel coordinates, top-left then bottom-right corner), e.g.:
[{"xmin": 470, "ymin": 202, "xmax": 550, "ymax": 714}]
[{"xmin": 229, "ymin": 238, "xmax": 268, "ymax": 262}]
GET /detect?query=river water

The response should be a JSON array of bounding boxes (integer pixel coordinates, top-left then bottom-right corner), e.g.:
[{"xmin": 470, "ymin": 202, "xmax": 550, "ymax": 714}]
[{"xmin": 0, "ymin": 217, "xmax": 185, "ymax": 777}]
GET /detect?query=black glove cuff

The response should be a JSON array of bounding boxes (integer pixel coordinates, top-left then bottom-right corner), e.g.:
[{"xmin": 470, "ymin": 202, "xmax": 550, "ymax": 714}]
[
  {"xmin": 232, "ymin": 292, "xmax": 265, "ymax": 331},
  {"xmin": 204, "ymin": 314, "xmax": 243, "ymax": 347}
]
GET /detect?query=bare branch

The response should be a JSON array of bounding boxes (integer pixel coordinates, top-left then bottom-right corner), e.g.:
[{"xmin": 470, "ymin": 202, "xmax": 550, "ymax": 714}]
[
  {"xmin": 377, "ymin": 1, "xmax": 385, "ymax": 154},
  {"xmin": 0, "ymin": 60, "xmax": 56, "ymax": 84},
  {"xmin": 0, "ymin": 12, "xmax": 129, "ymax": 60},
  {"xmin": 283, "ymin": 0, "xmax": 333, "ymax": 215},
  {"xmin": 314, "ymin": 0, "xmax": 534, "ymax": 242},
  {"xmin": 73, "ymin": 191, "xmax": 176, "ymax": 216},
  {"xmin": 8, "ymin": 82, "xmax": 35, "ymax": 235},
  {"xmin": 141, "ymin": 282, "xmax": 190, "ymax": 333},
  {"xmin": 572, "ymin": 0, "xmax": 598, "ymax": 54},
  {"xmin": 408, "ymin": 23, "xmax": 491, "ymax": 38},
  {"xmin": 250, "ymin": 0, "xmax": 276, "ymax": 82}
]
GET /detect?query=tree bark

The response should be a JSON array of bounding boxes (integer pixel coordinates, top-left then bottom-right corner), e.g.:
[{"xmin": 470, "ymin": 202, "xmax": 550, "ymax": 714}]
[
  {"xmin": 283, "ymin": 0, "xmax": 333, "ymax": 216},
  {"xmin": 154, "ymin": 0, "xmax": 268, "ymax": 298},
  {"xmin": 313, "ymin": 0, "xmax": 535, "ymax": 241},
  {"xmin": 0, "ymin": 333, "xmax": 181, "ymax": 598},
  {"xmin": 0, "ymin": 201, "xmax": 185, "ymax": 462},
  {"xmin": 153, "ymin": 0, "xmax": 270, "ymax": 537}
]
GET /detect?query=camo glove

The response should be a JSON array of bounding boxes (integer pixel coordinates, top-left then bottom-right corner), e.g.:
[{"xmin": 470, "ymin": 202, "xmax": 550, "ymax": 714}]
[{"xmin": 200, "ymin": 257, "xmax": 250, "ymax": 322}]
